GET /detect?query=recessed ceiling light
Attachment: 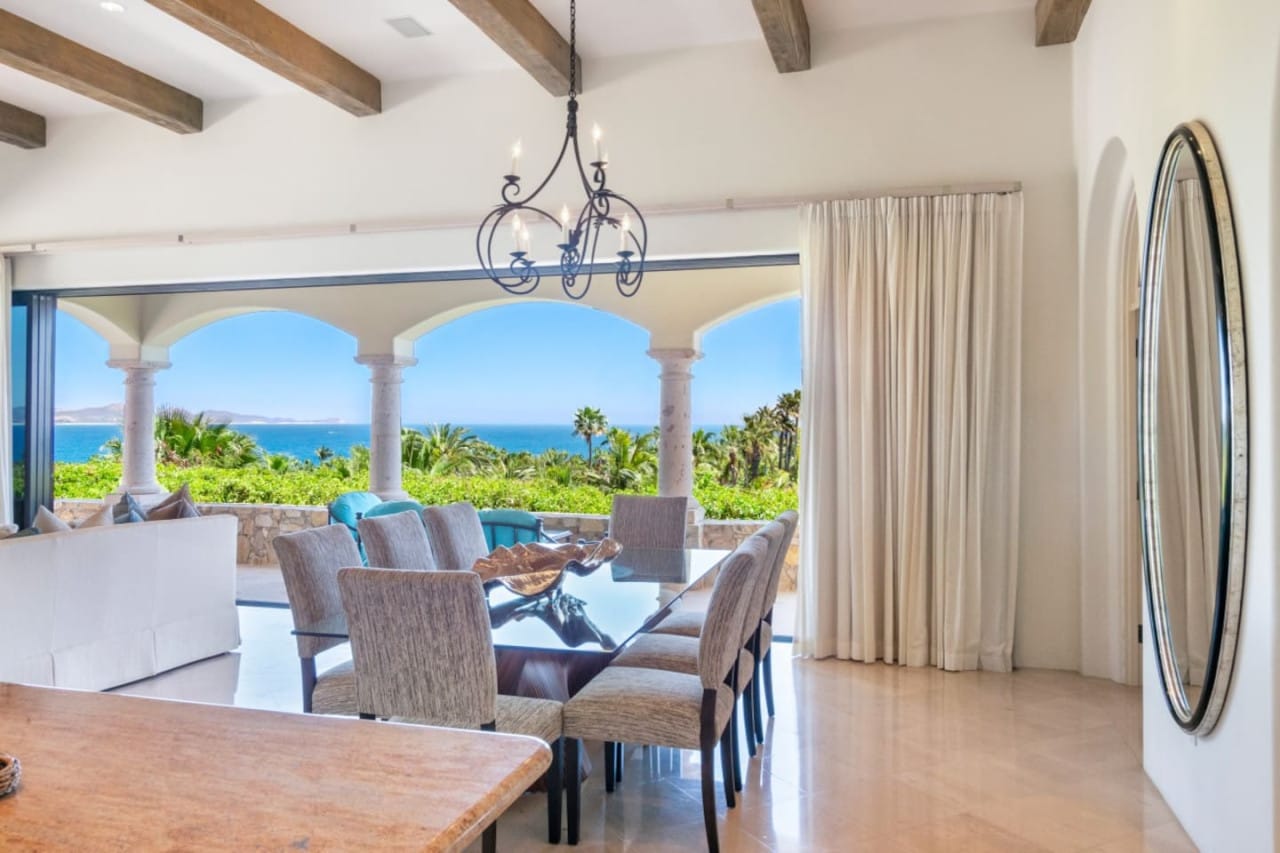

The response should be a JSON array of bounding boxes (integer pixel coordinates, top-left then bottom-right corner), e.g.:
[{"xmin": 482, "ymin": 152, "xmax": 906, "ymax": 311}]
[
  {"xmin": 99, "ymin": 1, "xmax": 126, "ymax": 12},
  {"xmin": 385, "ymin": 16, "xmax": 431, "ymax": 38}
]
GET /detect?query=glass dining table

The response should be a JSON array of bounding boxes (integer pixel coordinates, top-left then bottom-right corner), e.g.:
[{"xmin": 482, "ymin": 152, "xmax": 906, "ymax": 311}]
[{"xmin": 293, "ymin": 547, "xmax": 730, "ymax": 701}]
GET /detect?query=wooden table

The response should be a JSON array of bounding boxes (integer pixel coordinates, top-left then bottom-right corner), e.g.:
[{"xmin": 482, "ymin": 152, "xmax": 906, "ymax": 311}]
[{"xmin": 0, "ymin": 683, "xmax": 550, "ymax": 852}]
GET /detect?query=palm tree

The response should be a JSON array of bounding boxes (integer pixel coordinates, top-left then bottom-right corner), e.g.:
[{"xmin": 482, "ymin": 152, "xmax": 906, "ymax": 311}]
[
  {"xmin": 773, "ymin": 389, "xmax": 801, "ymax": 474},
  {"xmin": 718, "ymin": 425, "xmax": 745, "ymax": 486},
  {"xmin": 572, "ymin": 406, "xmax": 609, "ymax": 464},
  {"xmin": 402, "ymin": 424, "xmax": 495, "ymax": 476},
  {"xmin": 741, "ymin": 407, "xmax": 778, "ymax": 484},
  {"xmin": 153, "ymin": 407, "xmax": 261, "ymax": 468},
  {"xmin": 315, "ymin": 445, "xmax": 334, "ymax": 463},
  {"xmin": 596, "ymin": 427, "xmax": 658, "ymax": 491}
]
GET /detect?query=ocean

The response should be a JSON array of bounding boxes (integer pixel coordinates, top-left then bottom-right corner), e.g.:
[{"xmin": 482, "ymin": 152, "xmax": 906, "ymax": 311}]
[{"xmin": 52, "ymin": 423, "xmax": 700, "ymax": 464}]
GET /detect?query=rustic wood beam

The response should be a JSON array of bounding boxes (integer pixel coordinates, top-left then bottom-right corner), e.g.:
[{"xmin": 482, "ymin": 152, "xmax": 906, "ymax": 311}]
[
  {"xmin": 1035, "ymin": 0, "xmax": 1092, "ymax": 46},
  {"xmin": 447, "ymin": 0, "xmax": 573, "ymax": 96},
  {"xmin": 145, "ymin": 0, "xmax": 381, "ymax": 116},
  {"xmin": 0, "ymin": 100, "xmax": 46, "ymax": 149},
  {"xmin": 0, "ymin": 9, "xmax": 202, "ymax": 134},
  {"xmin": 751, "ymin": 0, "xmax": 810, "ymax": 73}
]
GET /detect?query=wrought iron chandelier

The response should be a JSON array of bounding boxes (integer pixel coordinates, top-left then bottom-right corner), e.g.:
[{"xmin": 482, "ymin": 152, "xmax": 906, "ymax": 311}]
[{"xmin": 474, "ymin": 0, "xmax": 647, "ymax": 299}]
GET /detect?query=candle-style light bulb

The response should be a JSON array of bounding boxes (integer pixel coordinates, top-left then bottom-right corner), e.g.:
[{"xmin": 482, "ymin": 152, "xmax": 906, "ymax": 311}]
[
  {"xmin": 510, "ymin": 138, "xmax": 522, "ymax": 175},
  {"xmin": 592, "ymin": 123, "xmax": 603, "ymax": 163},
  {"xmin": 511, "ymin": 214, "xmax": 523, "ymax": 251},
  {"xmin": 559, "ymin": 204, "xmax": 571, "ymax": 244},
  {"xmin": 619, "ymin": 213, "xmax": 631, "ymax": 252},
  {"xmin": 521, "ymin": 225, "xmax": 531, "ymax": 255}
]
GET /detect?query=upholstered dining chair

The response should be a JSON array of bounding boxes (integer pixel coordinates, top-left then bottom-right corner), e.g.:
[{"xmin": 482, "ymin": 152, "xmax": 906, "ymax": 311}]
[
  {"xmin": 561, "ymin": 536, "xmax": 767, "ymax": 852},
  {"xmin": 338, "ymin": 568, "xmax": 565, "ymax": 849},
  {"xmin": 358, "ymin": 511, "xmax": 437, "ymax": 572},
  {"xmin": 271, "ymin": 525, "xmax": 361, "ymax": 715},
  {"xmin": 612, "ymin": 521, "xmax": 786, "ymax": 783},
  {"xmin": 422, "ymin": 501, "xmax": 491, "ymax": 572},
  {"xmin": 648, "ymin": 511, "xmax": 797, "ymax": 739},
  {"xmin": 607, "ymin": 495, "xmax": 688, "ymax": 549}
]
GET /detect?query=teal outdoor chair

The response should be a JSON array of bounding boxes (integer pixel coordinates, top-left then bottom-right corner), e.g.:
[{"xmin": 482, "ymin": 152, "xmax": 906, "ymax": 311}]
[
  {"xmin": 363, "ymin": 499, "xmax": 425, "ymax": 521},
  {"xmin": 327, "ymin": 491, "xmax": 382, "ymax": 564},
  {"xmin": 478, "ymin": 508, "xmax": 570, "ymax": 550}
]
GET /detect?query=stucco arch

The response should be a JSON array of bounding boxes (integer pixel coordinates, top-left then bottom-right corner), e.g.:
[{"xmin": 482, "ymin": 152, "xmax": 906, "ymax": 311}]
[
  {"xmin": 1077, "ymin": 136, "xmax": 1142, "ymax": 686},
  {"xmin": 59, "ymin": 297, "xmax": 142, "ymax": 348},
  {"xmin": 141, "ymin": 290, "xmax": 363, "ymax": 348},
  {"xmin": 693, "ymin": 291, "xmax": 801, "ymax": 349}
]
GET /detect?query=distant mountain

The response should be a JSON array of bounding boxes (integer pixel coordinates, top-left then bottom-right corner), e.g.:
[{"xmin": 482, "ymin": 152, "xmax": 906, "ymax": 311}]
[{"xmin": 54, "ymin": 403, "xmax": 340, "ymax": 425}]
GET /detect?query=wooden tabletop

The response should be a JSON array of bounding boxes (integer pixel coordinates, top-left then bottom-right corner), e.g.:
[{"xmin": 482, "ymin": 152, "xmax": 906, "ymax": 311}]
[{"xmin": 0, "ymin": 683, "xmax": 550, "ymax": 852}]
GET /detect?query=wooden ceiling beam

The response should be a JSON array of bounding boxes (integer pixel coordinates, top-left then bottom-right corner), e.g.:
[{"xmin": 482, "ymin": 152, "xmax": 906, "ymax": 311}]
[
  {"xmin": 751, "ymin": 0, "xmax": 811, "ymax": 73},
  {"xmin": 447, "ymin": 0, "xmax": 573, "ymax": 96},
  {"xmin": 0, "ymin": 9, "xmax": 202, "ymax": 134},
  {"xmin": 145, "ymin": 0, "xmax": 381, "ymax": 117},
  {"xmin": 1035, "ymin": 0, "xmax": 1092, "ymax": 46},
  {"xmin": 0, "ymin": 100, "xmax": 46, "ymax": 149}
]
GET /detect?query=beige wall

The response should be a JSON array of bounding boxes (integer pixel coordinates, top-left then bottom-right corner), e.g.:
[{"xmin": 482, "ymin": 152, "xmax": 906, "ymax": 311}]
[
  {"xmin": 1071, "ymin": 1, "xmax": 1280, "ymax": 849},
  {"xmin": 2, "ymin": 9, "xmax": 1082, "ymax": 672}
]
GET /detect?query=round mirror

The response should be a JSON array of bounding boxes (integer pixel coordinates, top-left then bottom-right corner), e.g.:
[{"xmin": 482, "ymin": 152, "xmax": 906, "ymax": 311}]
[{"xmin": 1138, "ymin": 121, "xmax": 1247, "ymax": 735}]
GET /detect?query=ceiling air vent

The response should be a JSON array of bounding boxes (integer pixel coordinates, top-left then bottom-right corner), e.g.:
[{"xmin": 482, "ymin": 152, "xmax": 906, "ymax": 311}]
[{"xmin": 385, "ymin": 16, "xmax": 432, "ymax": 38}]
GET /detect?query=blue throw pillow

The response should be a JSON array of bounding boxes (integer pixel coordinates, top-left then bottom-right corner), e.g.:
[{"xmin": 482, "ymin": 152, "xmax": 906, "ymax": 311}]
[{"xmin": 112, "ymin": 494, "xmax": 147, "ymax": 524}]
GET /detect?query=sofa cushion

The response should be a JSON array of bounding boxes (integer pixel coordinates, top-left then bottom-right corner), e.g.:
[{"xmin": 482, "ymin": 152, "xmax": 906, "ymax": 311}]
[
  {"xmin": 34, "ymin": 505, "xmax": 71, "ymax": 534},
  {"xmin": 149, "ymin": 483, "xmax": 192, "ymax": 516},
  {"xmin": 113, "ymin": 494, "xmax": 147, "ymax": 523},
  {"xmin": 77, "ymin": 504, "xmax": 115, "ymax": 529},
  {"xmin": 147, "ymin": 498, "xmax": 201, "ymax": 521}
]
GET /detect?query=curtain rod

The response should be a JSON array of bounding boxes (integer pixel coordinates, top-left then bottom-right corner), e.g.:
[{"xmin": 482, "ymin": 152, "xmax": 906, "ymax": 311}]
[{"xmin": 0, "ymin": 181, "xmax": 1022, "ymax": 256}]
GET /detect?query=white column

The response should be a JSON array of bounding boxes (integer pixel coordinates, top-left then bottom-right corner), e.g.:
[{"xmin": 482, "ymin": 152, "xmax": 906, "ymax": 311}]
[
  {"xmin": 648, "ymin": 348, "xmax": 702, "ymax": 501},
  {"xmin": 107, "ymin": 359, "xmax": 169, "ymax": 495},
  {"xmin": 356, "ymin": 354, "xmax": 416, "ymax": 500}
]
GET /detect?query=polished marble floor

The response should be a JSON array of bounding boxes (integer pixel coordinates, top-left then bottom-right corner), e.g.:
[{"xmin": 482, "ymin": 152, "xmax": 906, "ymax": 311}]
[{"xmin": 115, "ymin": 607, "xmax": 1194, "ymax": 852}]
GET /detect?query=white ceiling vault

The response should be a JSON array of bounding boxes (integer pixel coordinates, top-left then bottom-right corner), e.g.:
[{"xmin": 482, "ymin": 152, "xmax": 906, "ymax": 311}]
[{"xmin": 0, "ymin": 0, "xmax": 1034, "ymax": 119}]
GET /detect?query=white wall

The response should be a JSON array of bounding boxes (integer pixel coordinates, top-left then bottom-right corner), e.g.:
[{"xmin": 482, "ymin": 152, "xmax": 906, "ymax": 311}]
[
  {"xmin": 0, "ymin": 10, "xmax": 1082, "ymax": 669},
  {"xmin": 1072, "ymin": 1, "xmax": 1280, "ymax": 849}
]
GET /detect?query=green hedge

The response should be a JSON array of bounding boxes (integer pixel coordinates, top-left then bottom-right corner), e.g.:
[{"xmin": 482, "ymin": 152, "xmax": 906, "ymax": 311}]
[{"xmin": 53, "ymin": 462, "xmax": 797, "ymax": 521}]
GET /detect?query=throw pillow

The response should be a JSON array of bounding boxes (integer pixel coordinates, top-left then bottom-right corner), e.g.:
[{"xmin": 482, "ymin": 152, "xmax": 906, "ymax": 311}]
[
  {"xmin": 0, "ymin": 523, "xmax": 19, "ymax": 540},
  {"xmin": 147, "ymin": 498, "xmax": 201, "ymax": 521},
  {"xmin": 149, "ymin": 483, "xmax": 192, "ymax": 516},
  {"xmin": 112, "ymin": 493, "xmax": 147, "ymax": 523},
  {"xmin": 76, "ymin": 503, "xmax": 115, "ymax": 529},
  {"xmin": 34, "ymin": 505, "xmax": 71, "ymax": 534},
  {"xmin": 8, "ymin": 527, "xmax": 40, "ymax": 539}
]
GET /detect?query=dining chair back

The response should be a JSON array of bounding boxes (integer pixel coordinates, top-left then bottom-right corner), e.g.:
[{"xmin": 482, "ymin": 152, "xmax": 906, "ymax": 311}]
[
  {"xmin": 698, "ymin": 536, "xmax": 767, "ymax": 690},
  {"xmin": 358, "ymin": 511, "xmax": 438, "ymax": 572},
  {"xmin": 338, "ymin": 568, "xmax": 497, "ymax": 728},
  {"xmin": 422, "ymin": 501, "xmax": 491, "ymax": 572},
  {"xmin": 608, "ymin": 495, "xmax": 688, "ymax": 549},
  {"xmin": 273, "ymin": 525, "xmax": 361, "ymax": 659},
  {"xmin": 743, "ymin": 521, "xmax": 788, "ymax": 643},
  {"xmin": 271, "ymin": 525, "xmax": 363, "ymax": 714},
  {"xmin": 761, "ymin": 510, "xmax": 799, "ymax": 620},
  {"xmin": 478, "ymin": 508, "xmax": 544, "ymax": 550}
]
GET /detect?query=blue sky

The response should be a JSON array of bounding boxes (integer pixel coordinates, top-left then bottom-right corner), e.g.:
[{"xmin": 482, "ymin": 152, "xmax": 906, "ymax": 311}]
[{"xmin": 54, "ymin": 297, "xmax": 800, "ymax": 426}]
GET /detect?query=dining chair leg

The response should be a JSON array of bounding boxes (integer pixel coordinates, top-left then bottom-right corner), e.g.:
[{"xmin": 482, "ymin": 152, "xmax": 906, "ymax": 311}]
[
  {"xmin": 547, "ymin": 737, "xmax": 563, "ymax": 844},
  {"xmin": 718, "ymin": 723, "xmax": 736, "ymax": 809},
  {"xmin": 566, "ymin": 738, "xmax": 581, "ymax": 846},
  {"xmin": 482, "ymin": 822, "xmax": 497, "ymax": 853},
  {"xmin": 728, "ymin": 668, "xmax": 743, "ymax": 793},
  {"xmin": 299, "ymin": 658, "xmax": 317, "ymax": 714},
  {"xmin": 747, "ymin": 635, "xmax": 757, "ymax": 742},
  {"xmin": 741, "ymin": 661, "xmax": 757, "ymax": 760},
  {"xmin": 604, "ymin": 740, "xmax": 616, "ymax": 794},
  {"xmin": 763, "ymin": 649, "xmax": 775, "ymax": 718},
  {"xmin": 358, "ymin": 712, "xmax": 375, "ymax": 720},
  {"xmin": 615, "ymin": 742, "xmax": 624, "ymax": 784},
  {"xmin": 700, "ymin": 690, "xmax": 721, "ymax": 853}
]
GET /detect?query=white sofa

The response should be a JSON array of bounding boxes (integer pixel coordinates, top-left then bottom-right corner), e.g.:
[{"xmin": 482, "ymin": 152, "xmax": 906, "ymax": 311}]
[{"xmin": 0, "ymin": 514, "xmax": 241, "ymax": 691}]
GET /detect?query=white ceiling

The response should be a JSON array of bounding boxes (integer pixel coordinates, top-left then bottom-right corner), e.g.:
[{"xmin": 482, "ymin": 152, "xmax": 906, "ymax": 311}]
[{"xmin": 0, "ymin": 0, "xmax": 1034, "ymax": 118}]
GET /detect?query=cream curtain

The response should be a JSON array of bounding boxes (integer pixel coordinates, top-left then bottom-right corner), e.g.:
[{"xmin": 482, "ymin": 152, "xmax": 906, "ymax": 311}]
[
  {"xmin": 1156, "ymin": 179, "xmax": 1218, "ymax": 688},
  {"xmin": 795, "ymin": 193, "xmax": 1023, "ymax": 671}
]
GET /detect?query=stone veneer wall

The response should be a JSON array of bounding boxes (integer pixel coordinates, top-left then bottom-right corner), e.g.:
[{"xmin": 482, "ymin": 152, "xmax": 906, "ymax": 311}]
[{"xmin": 54, "ymin": 500, "xmax": 799, "ymax": 592}]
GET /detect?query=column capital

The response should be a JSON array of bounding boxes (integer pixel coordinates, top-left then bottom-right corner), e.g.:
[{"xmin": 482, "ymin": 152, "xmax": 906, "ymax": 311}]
[
  {"xmin": 106, "ymin": 359, "xmax": 171, "ymax": 373},
  {"xmin": 646, "ymin": 348, "xmax": 702, "ymax": 372},
  {"xmin": 355, "ymin": 354, "xmax": 418, "ymax": 369}
]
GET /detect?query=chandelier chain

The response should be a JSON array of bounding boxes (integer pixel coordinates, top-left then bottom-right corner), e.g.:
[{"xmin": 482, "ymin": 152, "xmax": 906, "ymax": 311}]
[{"xmin": 568, "ymin": 0, "xmax": 577, "ymax": 98}]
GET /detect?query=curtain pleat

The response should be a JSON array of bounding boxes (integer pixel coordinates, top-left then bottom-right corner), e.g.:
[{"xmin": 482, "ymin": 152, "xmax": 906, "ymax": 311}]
[{"xmin": 795, "ymin": 192, "xmax": 1023, "ymax": 671}]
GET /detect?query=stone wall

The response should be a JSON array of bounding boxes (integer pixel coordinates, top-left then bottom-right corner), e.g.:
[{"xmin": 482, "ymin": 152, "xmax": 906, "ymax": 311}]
[{"xmin": 54, "ymin": 500, "xmax": 799, "ymax": 591}]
